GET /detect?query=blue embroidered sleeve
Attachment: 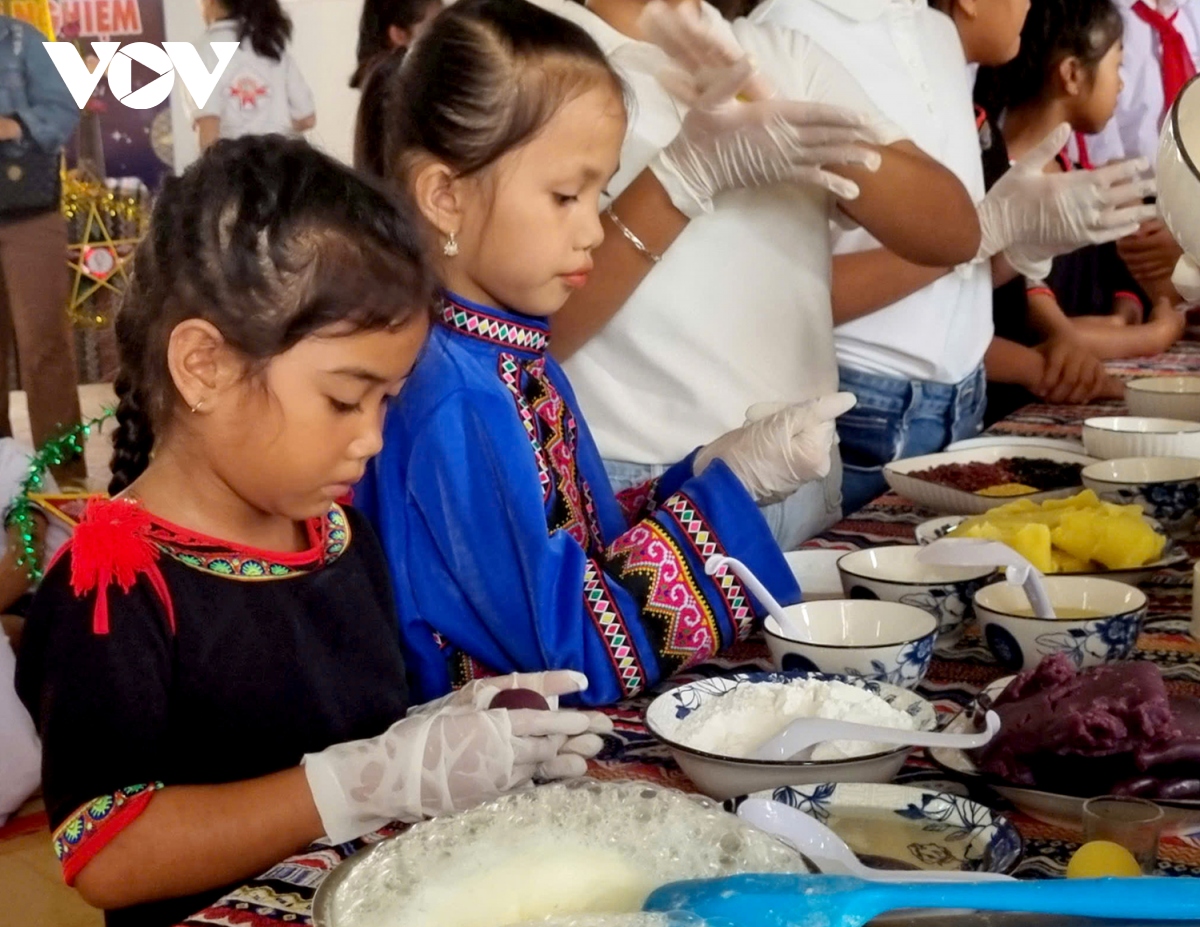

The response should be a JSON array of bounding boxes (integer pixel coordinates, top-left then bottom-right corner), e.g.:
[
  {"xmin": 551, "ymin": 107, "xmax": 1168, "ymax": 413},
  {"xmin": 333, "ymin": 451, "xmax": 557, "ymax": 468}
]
[{"xmin": 365, "ymin": 389, "xmax": 797, "ymax": 707}]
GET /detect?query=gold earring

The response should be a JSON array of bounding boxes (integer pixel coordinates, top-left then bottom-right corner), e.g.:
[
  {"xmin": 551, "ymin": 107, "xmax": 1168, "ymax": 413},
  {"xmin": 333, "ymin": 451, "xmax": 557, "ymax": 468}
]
[{"xmin": 443, "ymin": 231, "xmax": 459, "ymax": 258}]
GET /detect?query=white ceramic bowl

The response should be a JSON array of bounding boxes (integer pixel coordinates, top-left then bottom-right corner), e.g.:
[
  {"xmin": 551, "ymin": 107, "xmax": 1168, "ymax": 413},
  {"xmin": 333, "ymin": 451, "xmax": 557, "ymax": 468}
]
[
  {"xmin": 1125, "ymin": 377, "xmax": 1200, "ymax": 422},
  {"xmin": 974, "ymin": 576, "xmax": 1147, "ymax": 673},
  {"xmin": 1082, "ymin": 416, "xmax": 1200, "ymax": 459},
  {"xmin": 835, "ymin": 545, "xmax": 997, "ymax": 647},
  {"xmin": 1082, "ymin": 456, "xmax": 1200, "ymax": 538},
  {"xmin": 1158, "ymin": 73, "xmax": 1200, "ymax": 288},
  {"xmin": 784, "ymin": 549, "xmax": 846, "ymax": 601},
  {"xmin": 883, "ymin": 446, "xmax": 1095, "ymax": 515},
  {"xmin": 645, "ymin": 672, "xmax": 938, "ymax": 800},
  {"xmin": 763, "ymin": 599, "xmax": 937, "ymax": 689}
]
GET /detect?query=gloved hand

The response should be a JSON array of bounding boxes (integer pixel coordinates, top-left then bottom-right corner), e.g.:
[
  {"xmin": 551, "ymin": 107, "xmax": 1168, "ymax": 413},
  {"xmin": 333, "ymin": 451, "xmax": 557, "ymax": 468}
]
[
  {"xmin": 641, "ymin": 1, "xmax": 885, "ymax": 213},
  {"xmin": 303, "ymin": 676, "xmax": 611, "ymax": 844},
  {"xmin": 695, "ymin": 393, "xmax": 857, "ymax": 504},
  {"xmin": 1173, "ymin": 254, "xmax": 1200, "ymax": 305},
  {"xmin": 975, "ymin": 124, "xmax": 1157, "ymax": 278},
  {"xmin": 407, "ymin": 670, "xmax": 602, "ymax": 716}
]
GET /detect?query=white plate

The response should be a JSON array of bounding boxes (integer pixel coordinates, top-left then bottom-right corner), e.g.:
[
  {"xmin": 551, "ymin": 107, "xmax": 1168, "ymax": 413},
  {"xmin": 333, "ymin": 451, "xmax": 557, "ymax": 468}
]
[
  {"xmin": 785, "ymin": 549, "xmax": 846, "ymax": 601},
  {"xmin": 929, "ymin": 678, "xmax": 1200, "ymax": 837},
  {"xmin": 884, "ymin": 447, "xmax": 1099, "ymax": 515},
  {"xmin": 913, "ymin": 515, "xmax": 1188, "ymax": 584},
  {"xmin": 945, "ymin": 436, "xmax": 1087, "ymax": 456}
]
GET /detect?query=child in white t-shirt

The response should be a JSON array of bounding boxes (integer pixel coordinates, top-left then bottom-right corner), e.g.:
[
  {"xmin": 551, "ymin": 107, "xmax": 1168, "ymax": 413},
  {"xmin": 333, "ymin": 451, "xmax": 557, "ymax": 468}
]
[
  {"xmin": 0, "ymin": 438, "xmax": 69, "ymax": 826},
  {"xmin": 192, "ymin": 0, "xmax": 316, "ymax": 151}
]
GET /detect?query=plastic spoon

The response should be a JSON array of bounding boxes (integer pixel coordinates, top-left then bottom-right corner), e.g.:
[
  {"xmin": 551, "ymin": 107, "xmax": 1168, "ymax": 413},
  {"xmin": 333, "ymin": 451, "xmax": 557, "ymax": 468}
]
[
  {"xmin": 643, "ymin": 873, "xmax": 1200, "ymax": 926},
  {"xmin": 736, "ymin": 798, "xmax": 1015, "ymax": 883},
  {"xmin": 751, "ymin": 709, "xmax": 1001, "ymax": 762},
  {"xmin": 705, "ymin": 554, "xmax": 813, "ymax": 642},
  {"xmin": 918, "ymin": 537, "xmax": 1056, "ymax": 619}
]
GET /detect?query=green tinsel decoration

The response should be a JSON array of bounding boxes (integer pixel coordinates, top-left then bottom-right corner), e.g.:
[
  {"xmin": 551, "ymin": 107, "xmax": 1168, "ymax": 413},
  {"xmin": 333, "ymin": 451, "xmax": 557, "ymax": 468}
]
[{"xmin": 7, "ymin": 409, "xmax": 116, "ymax": 583}]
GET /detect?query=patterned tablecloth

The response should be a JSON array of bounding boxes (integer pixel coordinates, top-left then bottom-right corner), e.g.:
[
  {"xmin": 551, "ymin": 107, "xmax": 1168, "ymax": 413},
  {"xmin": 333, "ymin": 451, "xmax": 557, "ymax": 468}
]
[{"xmin": 179, "ymin": 345, "xmax": 1200, "ymax": 927}]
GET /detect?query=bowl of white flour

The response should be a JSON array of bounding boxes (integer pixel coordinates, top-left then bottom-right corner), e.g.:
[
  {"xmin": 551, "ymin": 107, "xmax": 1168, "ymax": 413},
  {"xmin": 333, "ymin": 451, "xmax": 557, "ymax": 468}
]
[{"xmin": 645, "ymin": 672, "xmax": 938, "ymax": 799}]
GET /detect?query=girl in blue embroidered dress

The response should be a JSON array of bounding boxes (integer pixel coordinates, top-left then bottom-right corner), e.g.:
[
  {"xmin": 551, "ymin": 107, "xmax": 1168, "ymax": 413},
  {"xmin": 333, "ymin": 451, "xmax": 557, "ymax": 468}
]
[{"xmin": 355, "ymin": 0, "xmax": 855, "ymax": 707}]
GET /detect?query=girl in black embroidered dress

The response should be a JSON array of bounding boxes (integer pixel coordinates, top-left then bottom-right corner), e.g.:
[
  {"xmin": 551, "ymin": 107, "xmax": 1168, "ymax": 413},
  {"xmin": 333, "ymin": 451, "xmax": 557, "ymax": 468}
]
[{"xmin": 15, "ymin": 135, "xmax": 608, "ymax": 927}]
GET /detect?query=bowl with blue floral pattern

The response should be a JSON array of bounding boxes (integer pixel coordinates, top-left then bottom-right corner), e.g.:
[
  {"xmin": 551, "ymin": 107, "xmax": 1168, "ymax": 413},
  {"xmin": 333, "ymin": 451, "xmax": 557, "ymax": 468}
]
[
  {"xmin": 763, "ymin": 599, "xmax": 938, "ymax": 689},
  {"xmin": 974, "ymin": 575, "xmax": 1147, "ymax": 673},
  {"xmin": 1082, "ymin": 456, "xmax": 1200, "ymax": 539},
  {"xmin": 645, "ymin": 671, "xmax": 939, "ymax": 800},
  {"xmin": 835, "ymin": 545, "xmax": 997, "ymax": 651},
  {"xmin": 727, "ymin": 782, "xmax": 1023, "ymax": 875}
]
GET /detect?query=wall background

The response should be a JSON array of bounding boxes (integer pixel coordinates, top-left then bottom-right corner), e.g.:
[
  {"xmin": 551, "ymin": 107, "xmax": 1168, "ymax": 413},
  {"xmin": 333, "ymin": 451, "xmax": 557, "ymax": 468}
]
[{"xmin": 164, "ymin": 0, "xmax": 362, "ymax": 172}]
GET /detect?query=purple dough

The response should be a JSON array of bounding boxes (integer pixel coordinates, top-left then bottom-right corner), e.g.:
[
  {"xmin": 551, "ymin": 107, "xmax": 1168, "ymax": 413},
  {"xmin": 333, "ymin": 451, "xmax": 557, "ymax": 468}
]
[{"xmin": 975, "ymin": 654, "xmax": 1180, "ymax": 793}]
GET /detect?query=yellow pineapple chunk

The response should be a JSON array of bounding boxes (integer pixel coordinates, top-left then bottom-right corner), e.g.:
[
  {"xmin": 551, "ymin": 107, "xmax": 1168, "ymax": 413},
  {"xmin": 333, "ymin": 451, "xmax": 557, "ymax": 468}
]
[{"xmin": 1010, "ymin": 522, "xmax": 1055, "ymax": 574}]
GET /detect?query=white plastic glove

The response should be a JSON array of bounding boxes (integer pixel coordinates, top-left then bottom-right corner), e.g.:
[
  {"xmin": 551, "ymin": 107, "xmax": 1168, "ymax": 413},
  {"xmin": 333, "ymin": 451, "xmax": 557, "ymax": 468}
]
[
  {"xmin": 640, "ymin": 1, "xmax": 884, "ymax": 214},
  {"xmin": 303, "ymin": 675, "xmax": 611, "ymax": 844},
  {"xmin": 976, "ymin": 124, "xmax": 1157, "ymax": 278},
  {"xmin": 695, "ymin": 393, "xmax": 857, "ymax": 505},
  {"xmin": 1173, "ymin": 254, "xmax": 1200, "ymax": 306}
]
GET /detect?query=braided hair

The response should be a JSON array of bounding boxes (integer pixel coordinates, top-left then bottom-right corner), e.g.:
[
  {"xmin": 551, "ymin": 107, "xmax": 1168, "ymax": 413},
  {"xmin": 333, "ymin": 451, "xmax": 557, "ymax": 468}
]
[
  {"xmin": 975, "ymin": 0, "xmax": 1123, "ymax": 117},
  {"xmin": 108, "ymin": 135, "xmax": 436, "ymax": 495},
  {"xmin": 222, "ymin": 0, "xmax": 293, "ymax": 60}
]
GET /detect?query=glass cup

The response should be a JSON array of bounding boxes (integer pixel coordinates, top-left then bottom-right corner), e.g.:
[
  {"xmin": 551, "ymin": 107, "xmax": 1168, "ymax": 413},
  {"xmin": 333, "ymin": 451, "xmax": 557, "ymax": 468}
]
[{"xmin": 1081, "ymin": 795, "xmax": 1164, "ymax": 874}]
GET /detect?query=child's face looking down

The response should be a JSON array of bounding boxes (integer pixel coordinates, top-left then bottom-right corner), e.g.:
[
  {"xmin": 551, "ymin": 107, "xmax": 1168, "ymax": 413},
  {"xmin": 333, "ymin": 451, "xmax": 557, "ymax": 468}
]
[
  {"xmin": 434, "ymin": 80, "xmax": 625, "ymax": 317},
  {"xmin": 188, "ymin": 316, "xmax": 429, "ymax": 521},
  {"xmin": 1071, "ymin": 40, "xmax": 1124, "ymax": 135}
]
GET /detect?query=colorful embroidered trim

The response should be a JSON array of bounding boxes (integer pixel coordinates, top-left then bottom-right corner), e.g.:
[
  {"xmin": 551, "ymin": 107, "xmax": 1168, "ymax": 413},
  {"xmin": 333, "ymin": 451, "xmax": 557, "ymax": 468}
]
[
  {"xmin": 1025, "ymin": 286, "xmax": 1055, "ymax": 298},
  {"xmin": 582, "ymin": 560, "xmax": 646, "ymax": 696},
  {"xmin": 53, "ymin": 782, "xmax": 163, "ymax": 885},
  {"xmin": 661, "ymin": 493, "xmax": 755, "ymax": 640},
  {"xmin": 615, "ymin": 477, "xmax": 661, "ymax": 524},
  {"xmin": 441, "ymin": 298, "xmax": 549, "ymax": 354},
  {"xmin": 155, "ymin": 505, "xmax": 350, "ymax": 580},
  {"xmin": 607, "ymin": 518, "xmax": 720, "ymax": 678}
]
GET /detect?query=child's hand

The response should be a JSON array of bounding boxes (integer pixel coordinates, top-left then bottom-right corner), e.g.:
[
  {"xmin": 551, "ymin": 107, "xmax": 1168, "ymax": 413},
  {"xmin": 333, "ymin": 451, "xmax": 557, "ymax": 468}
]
[
  {"xmin": 695, "ymin": 392, "xmax": 857, "ymax": 504},
  {"xmin": 1148, "ymin": 297, "xmax": 1187, "ymax": 351},
  {"xmin": 1117, "ymin": 219, "xmax": 1184, "ymax": 286},
  {"xmin": 1033, "ymin": 337, "xmax": 1114, "ymax": 404},
  {"xmin": 302, "ymin": 696, "xmax": 610, "ymax": 844},
  {"xmin": 642, "ymin": 2, "xmax": 886, "ymax": 213},
  {"xmin": 981, "ymin": 123, "xmax": 1156, "ymax": 276}
]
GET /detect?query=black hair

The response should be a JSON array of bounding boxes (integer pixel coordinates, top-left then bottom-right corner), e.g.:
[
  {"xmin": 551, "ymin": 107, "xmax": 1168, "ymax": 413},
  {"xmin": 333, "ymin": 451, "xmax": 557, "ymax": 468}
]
[
  {"xmin": 354, "ymin": 0, "xmax": 623, "ymax": 183},
  {"xmin": 975, "ymin": 0, "xmax": 1123, "ymax": 116},
  {"xmin": 108, "ymin": 135, "xmax": 436, "ymax": 495},
  {"xmin": 350, "ymin": 0, "xmax": 440, "ymax": 88},
  {"xmin": 221, "ymin": 0, "xmax": 293, "ymax": 60}
]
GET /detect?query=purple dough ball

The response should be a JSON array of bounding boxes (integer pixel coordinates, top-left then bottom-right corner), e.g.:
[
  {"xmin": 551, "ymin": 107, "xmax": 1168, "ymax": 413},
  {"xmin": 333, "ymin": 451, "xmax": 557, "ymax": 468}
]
[{"xmin": 489, "ymin": 688, "xmax": 550, "ymax": 711}]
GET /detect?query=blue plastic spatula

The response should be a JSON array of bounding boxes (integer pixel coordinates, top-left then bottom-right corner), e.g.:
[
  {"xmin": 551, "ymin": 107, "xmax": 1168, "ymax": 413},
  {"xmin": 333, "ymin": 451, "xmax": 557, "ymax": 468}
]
[{"xmin": 643, "ymin": 873, "xmax": 1200, "ymax": 926}]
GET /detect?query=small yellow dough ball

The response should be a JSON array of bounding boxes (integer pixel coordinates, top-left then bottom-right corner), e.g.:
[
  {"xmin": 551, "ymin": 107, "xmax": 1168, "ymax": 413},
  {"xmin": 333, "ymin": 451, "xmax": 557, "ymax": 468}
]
[{"xmin": 1066, "ymin": 841, "xmax": 1142, "ymax": 879}]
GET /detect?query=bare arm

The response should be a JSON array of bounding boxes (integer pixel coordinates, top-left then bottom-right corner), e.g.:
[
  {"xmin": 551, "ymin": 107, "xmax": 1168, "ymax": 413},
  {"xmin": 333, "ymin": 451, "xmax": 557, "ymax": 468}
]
[
  {"xmin": 984, "ymin": 336, "xmax": 1043, "ymax": 390},
  {"xmin": 830, "ymin": 250, "xmax": 949, "ymax": 324},
  {"xmin": 195, "ymin": 116, "xmax": 220, "ymax": 152},
  {"xmin": 292, "ymin": 114, "xmax": 316, "ymax": 132},
  {"xmin": 550, "ymin": 170, "xmax": 687, "ymax": 361},
  {"xmin": 73, "ymin": 768, "xmax": 324, "ymax": 910},
  {"xmin": 834, "ymin": 140, "xmax": 980, "ymax": 267}
]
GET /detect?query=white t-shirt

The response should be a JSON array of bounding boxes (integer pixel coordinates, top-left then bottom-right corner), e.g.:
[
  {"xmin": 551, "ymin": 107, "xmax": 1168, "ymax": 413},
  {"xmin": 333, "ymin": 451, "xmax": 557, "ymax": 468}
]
[
  {"xmin": 753, "ymin": 0, "xmax": 992, "ymax": 385},
  {"xmin": 1083, "ymin": 0, "xmax": 1200, "ymax": 166},
  {"xmin": 536, "ymin": 0, "xmax": 905, "ymax": 466},
  {"xmin": 191, "ymin": 19, "xmax": 315, "ymax": 141}
]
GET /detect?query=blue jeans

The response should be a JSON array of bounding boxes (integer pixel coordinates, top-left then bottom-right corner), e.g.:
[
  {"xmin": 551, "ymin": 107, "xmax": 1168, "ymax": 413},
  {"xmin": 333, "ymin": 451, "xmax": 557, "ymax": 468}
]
[
  {"xmin": 836, "ymin": 364, "xmax": 987, "ymax": 516},
  {"xmin": 603, "ymin": 457, "xmax": 843, "ymax": 552}
]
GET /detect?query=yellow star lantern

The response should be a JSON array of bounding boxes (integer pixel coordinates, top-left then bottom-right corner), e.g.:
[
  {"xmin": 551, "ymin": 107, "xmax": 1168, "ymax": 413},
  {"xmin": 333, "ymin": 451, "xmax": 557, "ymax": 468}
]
[
  {"xmin": 63, "ymin": 173, "xmax": 147, "ymax": 328},
  {"xmin": 1, "ymin": 0, "xmax": 53, "ymax": 38}
]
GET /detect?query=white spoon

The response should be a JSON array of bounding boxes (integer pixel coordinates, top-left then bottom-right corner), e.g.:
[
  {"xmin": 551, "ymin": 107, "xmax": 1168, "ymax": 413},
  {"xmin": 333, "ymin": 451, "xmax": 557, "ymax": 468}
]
[
  {"xmin": 918, "ymin": 537, "xmax": 1056, "ymax": 619},
  {"xmin": 751, "ymin": 710, "xmax": 1001, "ymax": 762},
  {"xmin": 736, "ymin": 798, "xmax": 1016, "ymax": 883},
  {"xmin": 704, "ymin": 553, "xmax": 813, "ymax": 642}
]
